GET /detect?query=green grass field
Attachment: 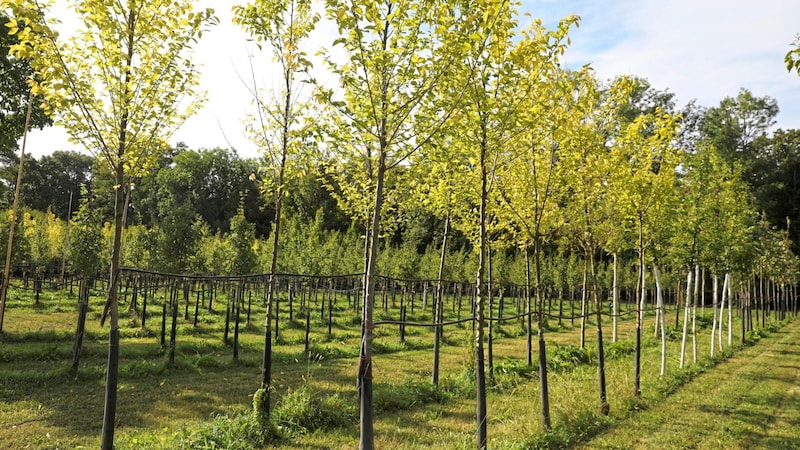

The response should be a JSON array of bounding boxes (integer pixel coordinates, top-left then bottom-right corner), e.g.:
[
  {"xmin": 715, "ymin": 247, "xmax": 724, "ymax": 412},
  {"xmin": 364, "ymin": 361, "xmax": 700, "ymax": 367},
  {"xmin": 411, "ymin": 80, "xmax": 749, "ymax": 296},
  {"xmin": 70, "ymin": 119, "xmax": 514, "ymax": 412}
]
[{"xmin": 0, "ymin": 276, "xmax": 794, "ymax": 449}]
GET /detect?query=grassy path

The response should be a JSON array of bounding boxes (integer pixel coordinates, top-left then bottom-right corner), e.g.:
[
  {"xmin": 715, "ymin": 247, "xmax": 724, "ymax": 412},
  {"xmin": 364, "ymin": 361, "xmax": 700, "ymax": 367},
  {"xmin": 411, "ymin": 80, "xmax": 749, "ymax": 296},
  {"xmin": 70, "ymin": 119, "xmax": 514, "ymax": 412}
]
[{"xmin": 581, "ymin": 320, "xmax": 800, "ymax": 449}]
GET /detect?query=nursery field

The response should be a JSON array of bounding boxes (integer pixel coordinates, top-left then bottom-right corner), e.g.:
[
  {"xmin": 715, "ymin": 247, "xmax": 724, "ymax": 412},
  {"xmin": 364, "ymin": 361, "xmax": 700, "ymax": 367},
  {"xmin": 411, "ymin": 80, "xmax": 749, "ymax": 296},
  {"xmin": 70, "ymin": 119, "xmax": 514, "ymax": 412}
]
[
  {"xmin": 0, "ymin": 273, "xmax": 795, "ymax": 449},
  {"xmin": 581, "ymin": 319, "xmax": 800, "ymax": 449}
]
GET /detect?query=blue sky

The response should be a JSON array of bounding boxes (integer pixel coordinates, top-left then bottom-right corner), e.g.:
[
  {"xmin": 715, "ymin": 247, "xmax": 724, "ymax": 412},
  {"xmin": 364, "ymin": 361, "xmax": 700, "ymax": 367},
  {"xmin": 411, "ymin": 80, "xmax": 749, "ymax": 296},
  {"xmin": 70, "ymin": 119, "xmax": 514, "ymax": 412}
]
[
  {"xmin": 523, "ymin": 0, "xmax": 800, "ymax": 129},
  {"xmin": 23, "ymin": 0, "xmax": 800, "ymax": 159}
]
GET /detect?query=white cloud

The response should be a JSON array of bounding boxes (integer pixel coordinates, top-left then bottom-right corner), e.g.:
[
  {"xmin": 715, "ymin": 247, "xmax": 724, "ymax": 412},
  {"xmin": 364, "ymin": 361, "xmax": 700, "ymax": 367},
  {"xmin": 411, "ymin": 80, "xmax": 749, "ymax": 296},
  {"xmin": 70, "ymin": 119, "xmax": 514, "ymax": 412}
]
[
  {"xmin": 21, "ymin": 0, "xmax": 800, "ymax": 159},
  {"xmin": 526, "ymin": 0, "xmax": 800, "ymax": 129}
]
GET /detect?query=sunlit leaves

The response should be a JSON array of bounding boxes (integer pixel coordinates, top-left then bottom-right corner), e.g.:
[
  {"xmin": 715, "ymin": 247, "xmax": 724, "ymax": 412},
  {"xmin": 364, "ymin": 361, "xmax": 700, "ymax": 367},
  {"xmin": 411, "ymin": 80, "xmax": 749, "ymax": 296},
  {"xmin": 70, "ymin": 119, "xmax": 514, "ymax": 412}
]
[
  {"xmin": 786, "ymin": 33, "xmax": 800, "ymax": 75},
  {"xmin": 3, "ymin": 0, "xmax": 217, "ymax": 181}
]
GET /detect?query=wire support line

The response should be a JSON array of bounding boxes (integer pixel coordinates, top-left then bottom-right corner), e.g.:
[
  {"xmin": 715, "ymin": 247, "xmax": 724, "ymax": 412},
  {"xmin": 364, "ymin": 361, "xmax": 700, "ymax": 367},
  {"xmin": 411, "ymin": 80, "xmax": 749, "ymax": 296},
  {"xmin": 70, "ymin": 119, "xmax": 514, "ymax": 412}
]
[{"xmin": 373, "ymin": 306, "xmax": 662, "ymax": 328}]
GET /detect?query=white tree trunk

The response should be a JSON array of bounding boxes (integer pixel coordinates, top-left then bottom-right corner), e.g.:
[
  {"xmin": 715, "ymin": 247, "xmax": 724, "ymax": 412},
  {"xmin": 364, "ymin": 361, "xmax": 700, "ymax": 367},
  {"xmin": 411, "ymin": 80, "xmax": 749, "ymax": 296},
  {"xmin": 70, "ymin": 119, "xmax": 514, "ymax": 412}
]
[
  {"xmin": 710, "ymin": 273, "xmax": 718, "ymax": 358},
  {"xmin": 679, "ymin": 269, "xmax": 692, "ymax": 369},
  {"xmin": 580, "ymin": 261, "xmax": 587, "ymax": 350},
  {"xmin": 727, "ymin": 272, "xmax": 733, "ymax": 346},
  {"xmin": 654, "ymin": 264, "xmax": 666, "ymax": 377},
  {"xmin": 692, "ymin": 264, "xmax": 699, "ymax": 364},
  {"xmin": 719, "ymin": 272, "xmax": 729, "ymax": 352}
]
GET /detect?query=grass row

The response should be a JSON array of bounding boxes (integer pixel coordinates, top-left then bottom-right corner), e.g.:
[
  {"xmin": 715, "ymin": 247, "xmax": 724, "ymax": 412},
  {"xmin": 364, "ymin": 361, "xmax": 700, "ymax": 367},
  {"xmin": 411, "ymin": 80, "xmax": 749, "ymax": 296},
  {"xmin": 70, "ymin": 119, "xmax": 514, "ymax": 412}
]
[{"xmin": 0, "ymin": 282, "xmax": 791, "ymax": 449}]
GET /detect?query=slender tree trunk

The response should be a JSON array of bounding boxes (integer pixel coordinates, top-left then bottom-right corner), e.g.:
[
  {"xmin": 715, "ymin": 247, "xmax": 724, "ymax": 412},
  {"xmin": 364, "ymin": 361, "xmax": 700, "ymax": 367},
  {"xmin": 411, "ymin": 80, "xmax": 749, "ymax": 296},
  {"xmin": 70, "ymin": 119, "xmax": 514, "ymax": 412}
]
[
  {"xmin": 679, "ymin": 269, "xmax": 692, "ymax": 369},
  {"xmin": 100, "ymin": 9, "xmax": 138, "ymax": 446},
  {"xmin": 100, "ymin": 166, "xmax": 126, "ymax": 450},
  {"xmin": 525, "ymin": 247, "xmax": 532, "ymax": 367},
  {"xmin": 0, "ymin": 89, "xmax": 32, "ymax": 332},
  {"xmin": 653, "ymin": 263, "xmax": 666, "ymax": 377},
  {"xmin": 432, "ymin": 216, "xmax": 449, "ymax": 386},
  {"xmin": 727, "ymin": 273, "xmax": 733, "ymax": 346},
  {"xmin": 580, "ymin": 259, "xmax": 588, "ymax": 349},
  {"xmin": 534, "ymin": 238, "xmax": 551, "ymax": 429},
  {"xmin": 718, "ymin": 273, "xmax": 728, "ymax": 351},
  {"xmin": 475, "ymin": 146, "xmax": 489, "ymax": 449},
  {"xmin": 711, "ymin": 273, "xmax": 718, "ymax": 358},
  {"xmin": 633, "ymin": 217, "xmax": 645, "ymax": 398},
  {"xmin": 359, "ymin": 149, "xmax": 386, "ymax": 450},
  {"xmin": 71, "ymin": 275, "xmax": 89, "ymax": 374},
  {"xmin": 589, "ymin": 251, "xmax": 608, "ymax": 415},
  {"xmin": 692, "ymin": 264, "xmax": 699, "ymax": 364},
  {"xmin": 487, "ymin": 247, "xmax": 494, "ymax": 381},
  {"xmin": 169, "ymin": 285, "xmax": 179, "ymax": 366},
  {"xmin": 612, "ymin": 252, "xmax": 619, "ymax": 343},
  {"xmin": 260, "ymin": 160, "xmax": 286, "ymax": 417},
  {"xmin": 701, "ymin": 268, "xmax": 706, "ymax": 315}
]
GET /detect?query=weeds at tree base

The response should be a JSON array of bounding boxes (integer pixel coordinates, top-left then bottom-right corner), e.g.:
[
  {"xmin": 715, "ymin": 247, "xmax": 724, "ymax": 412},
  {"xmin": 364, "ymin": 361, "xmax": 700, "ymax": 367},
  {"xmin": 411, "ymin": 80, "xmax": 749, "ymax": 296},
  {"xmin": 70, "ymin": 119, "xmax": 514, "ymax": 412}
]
[{"xmin": 519, "ymin": 411, "xmax": 612, "ymax": 450}]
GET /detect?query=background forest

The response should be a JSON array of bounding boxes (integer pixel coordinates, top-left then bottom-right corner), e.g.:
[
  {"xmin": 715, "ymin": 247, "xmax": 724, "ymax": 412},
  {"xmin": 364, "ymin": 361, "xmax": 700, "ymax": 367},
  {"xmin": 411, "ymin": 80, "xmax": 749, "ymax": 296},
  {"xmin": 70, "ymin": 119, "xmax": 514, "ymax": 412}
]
[{"xmin": 1, "ymin": 82, "xmax": 799, "ymax": 284}]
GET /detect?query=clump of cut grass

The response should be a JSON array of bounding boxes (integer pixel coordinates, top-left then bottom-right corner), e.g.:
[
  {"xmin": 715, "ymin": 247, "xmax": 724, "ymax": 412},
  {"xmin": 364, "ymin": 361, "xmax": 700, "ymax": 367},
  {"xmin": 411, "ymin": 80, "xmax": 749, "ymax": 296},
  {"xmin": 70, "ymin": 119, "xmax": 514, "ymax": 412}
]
[
  {"xmin": 604, "ymin": 340, "xmax": 635, "ymax": 359},
  {"xmin": 491, "ymin": 357, "xmax": 537, "ymax": 391},
  {"xmin": 519, "ymin": 410, "xmax": 611, "ymax": 450},
  {"xmin": 548, "ymin": 344, "xmax": 591, "ymax": 372},
  {"xmin": 121, "ymin": 412, "xmax": 272, "ymax": 450},
  {"xmin": 374, "ymin": 379, "xmax": 449, "ymax": 412},
  {"xmin": 271, "ymin": 385, "xmax": 357, "ymax": 436},
  {"xmin": 440, "ymin": 368, "xmax": 476, "ymax": 398}
]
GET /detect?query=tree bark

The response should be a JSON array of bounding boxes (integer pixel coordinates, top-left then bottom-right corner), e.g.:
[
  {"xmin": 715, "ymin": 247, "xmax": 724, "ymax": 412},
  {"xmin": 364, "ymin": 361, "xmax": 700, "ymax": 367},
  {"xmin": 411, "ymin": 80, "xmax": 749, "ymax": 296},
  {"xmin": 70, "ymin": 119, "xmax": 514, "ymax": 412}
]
[
  {"xmin": 359, "ymin": 150, "xmax": 386, "ymax": 450},
  {"xmin": 612, "ymin": 252, "xmax": 619, "ymax": 343},
  {"xmin": 679, "ymin": 269, "xmax": 692, "ymax": 369},
  {"xmin": 535, "ymin": 238, "xmax": 551, "ymax": 429},
  {"xmin": 432, "ymin": 216, "xmax": 449, "ymax": 386},
  {"xmin": 653, "ymin": 263, "xmax": 666, "ymax": 377}
]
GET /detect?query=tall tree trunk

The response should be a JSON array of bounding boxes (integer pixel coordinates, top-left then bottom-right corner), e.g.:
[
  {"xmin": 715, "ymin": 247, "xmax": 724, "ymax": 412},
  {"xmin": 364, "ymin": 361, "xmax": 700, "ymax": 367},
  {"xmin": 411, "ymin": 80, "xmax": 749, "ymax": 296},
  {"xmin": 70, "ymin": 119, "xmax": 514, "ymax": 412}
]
[
  {"xmin": 525, "ymin": 247, "xmax": 532, "ymax": 367},
  {"xmin": 612, "ymin": 252, "xmax": 619, "ymax": 343},
  {"xmin": 679, "ymin": 269, "xmax": 692, "ymax": 369},
  {"xmin": 432, "ymin": 216, "xmax": 449, "ymax": 386},
  {"xmin": 580, "ymin": 258, "xmax": 588, "ymax": 349},
  {"xmin": 534, "ymin": 237, "xmax": 551, "ymax": 430},
  {"xmin": 589, "ymin": 250, "xmax": 608, "ymax": 415},
  {"xmin": 0, "ymin": 89, "xmax": 32, "ymax": 333},
  {"xmin": 710, "ymin": 273, "xmax": 718, "ymax": 358},
  {"xmin": 633, "ymin": 216, "xmax": 645, "ymax": 398},
  {"xmin": 71, "ymin": 274, "xmax": 90, "ymax": 374},
  {"xmin": 100, "ymin": 166, "xmax": 125, "ymax": 450},
  {"xmin": 100, "ymin": 9, "xmax": 138, "ymax": 446},
  {"xmin": 487, "ymin": 247, "xmax": 494, "ymax": 381},
  {"xmin": 727, "ymin": 273, "xmax": 733, "ymax": 346},
  {"xmin": 718, "ymin": 273, "xmax": 728, "ymax": 351},
  {"xmin": 692, "ymin": 264, "xmax": 699, "ymax": 364},
  {"xmin": 359, "ymin": 149, "xmax": 386, "ymax": 450},
  {"xmin": 260, "ymin": 152, "xmax": 286, "ymax": 417},
  {"xmin": 475, "ymin": 140, "xmax": 488, "ymax": 449},
  {"xmin": 653, "ymin": 263, "xmax": 666, "ymax": 377}
]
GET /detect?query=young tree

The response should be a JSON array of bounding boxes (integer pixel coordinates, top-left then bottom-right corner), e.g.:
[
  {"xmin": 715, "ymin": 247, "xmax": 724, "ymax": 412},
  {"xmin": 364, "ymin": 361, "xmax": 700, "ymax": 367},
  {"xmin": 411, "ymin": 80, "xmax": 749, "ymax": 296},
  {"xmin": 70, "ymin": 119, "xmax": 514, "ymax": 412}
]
[
  {"xmin": 152, "ymin": 167, "xmax": 203, "ymax": 274},
  {"xmin": 69, "ymin": 190, "xmax": 103, "ymax": 373},
  {"xmin": 229, "ymin": 203, "xmax": 258, "ymax": 275},
  {"xmin": 608, "ymin": 100, "xmax": 681, "ymax": 396},
  {"xmin": 4, "ymin": 1, "xmax": 216, "ymax": 447},
  {"xmin": 234, "ymin": 0, "xmax": 318, "ymax": 417},
  {"xmin": 317, "ymin": 1, "xmax": 479, "ymax": 446}
]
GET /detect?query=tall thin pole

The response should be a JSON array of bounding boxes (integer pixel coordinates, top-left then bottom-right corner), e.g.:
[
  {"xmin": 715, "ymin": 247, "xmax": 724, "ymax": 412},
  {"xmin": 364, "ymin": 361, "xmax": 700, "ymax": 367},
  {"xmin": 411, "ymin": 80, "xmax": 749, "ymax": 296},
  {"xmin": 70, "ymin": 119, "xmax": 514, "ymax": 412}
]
[{"xmin": 0, "ymin": 89, "xmax": 33, "ymax": 333}]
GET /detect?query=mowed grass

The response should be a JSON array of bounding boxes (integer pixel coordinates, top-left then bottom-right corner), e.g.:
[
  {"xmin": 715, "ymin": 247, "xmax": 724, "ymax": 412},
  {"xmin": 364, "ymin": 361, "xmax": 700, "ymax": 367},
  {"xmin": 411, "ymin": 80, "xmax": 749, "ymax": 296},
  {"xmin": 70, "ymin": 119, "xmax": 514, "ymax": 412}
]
[
  {"xmin": 580, "ymin": 319, "xmax": 800, "ymax": 450},
  {"xmin": 0, "ymin": 277, "xmax": 794, "ymax": 449}
]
